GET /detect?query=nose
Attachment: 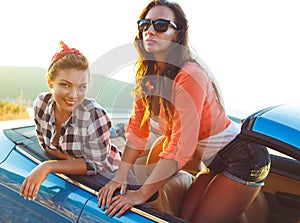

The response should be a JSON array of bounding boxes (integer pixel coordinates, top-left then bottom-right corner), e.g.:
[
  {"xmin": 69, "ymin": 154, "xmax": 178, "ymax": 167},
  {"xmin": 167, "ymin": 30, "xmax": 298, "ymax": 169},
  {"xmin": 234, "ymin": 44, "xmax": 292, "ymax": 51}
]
[
  {"xmin": 146, "ymin": 23, "xmax": 155, "ymax": 35},
  {"xmin": 68, "ymin": 87, "xmax": 78, "ymax": 98}
]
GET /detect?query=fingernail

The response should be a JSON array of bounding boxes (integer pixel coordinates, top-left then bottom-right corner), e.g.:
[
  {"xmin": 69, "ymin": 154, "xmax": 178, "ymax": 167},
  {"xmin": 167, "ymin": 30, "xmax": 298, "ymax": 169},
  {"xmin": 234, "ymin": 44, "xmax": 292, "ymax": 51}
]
[
  {"xmin": 120, "ymin": 190, "xmax": 125, "ymax": 195},
  {"xmin": 104, "ymin": 205, "xmax": 109, "ymax": 209},
  {"xmin": 33, "ymin": 197, "xmax": 36, "ymax": 200}
]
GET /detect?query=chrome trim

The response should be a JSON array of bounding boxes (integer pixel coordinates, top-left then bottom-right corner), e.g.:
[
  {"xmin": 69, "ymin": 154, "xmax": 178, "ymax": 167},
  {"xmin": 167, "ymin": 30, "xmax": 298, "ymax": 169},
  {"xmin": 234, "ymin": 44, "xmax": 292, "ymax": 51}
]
[{"xmin": 131, "ymin": 207, "xmax": 169, "ymax": 223}]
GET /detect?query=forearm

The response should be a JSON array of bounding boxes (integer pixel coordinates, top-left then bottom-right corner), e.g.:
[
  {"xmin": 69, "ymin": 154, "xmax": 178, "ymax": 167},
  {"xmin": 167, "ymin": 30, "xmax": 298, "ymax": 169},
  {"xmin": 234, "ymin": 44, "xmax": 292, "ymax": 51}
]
[
  {"xmin": 139, "ymin": 158, "xmax": 178, "ymax": 201},
  {"xmin": 114, "ymin": 145, "xmax": 140, "ymax": 181},
  {"xmin": 42, "ymin": 158, "xmax": 87, "ymax": 175}
]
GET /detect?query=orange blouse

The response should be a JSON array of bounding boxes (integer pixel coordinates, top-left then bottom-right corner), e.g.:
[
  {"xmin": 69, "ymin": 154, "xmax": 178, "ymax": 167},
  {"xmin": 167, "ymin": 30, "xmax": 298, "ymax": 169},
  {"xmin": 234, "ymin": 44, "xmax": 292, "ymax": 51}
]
[{"xmin": 126, "ymin": 62, "xmax": 231, "ymax": 169}]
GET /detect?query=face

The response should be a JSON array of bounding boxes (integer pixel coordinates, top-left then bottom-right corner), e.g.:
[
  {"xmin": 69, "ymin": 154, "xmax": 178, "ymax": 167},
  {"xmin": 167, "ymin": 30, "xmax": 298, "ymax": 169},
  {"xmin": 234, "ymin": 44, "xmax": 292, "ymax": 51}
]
[
  {"xmin": 142, "ymin": 6, "xmax": 178, "ymax": 61},
  {"xmin": 48, "ymin": 68, "xmax": 89, "ymax": 116}
]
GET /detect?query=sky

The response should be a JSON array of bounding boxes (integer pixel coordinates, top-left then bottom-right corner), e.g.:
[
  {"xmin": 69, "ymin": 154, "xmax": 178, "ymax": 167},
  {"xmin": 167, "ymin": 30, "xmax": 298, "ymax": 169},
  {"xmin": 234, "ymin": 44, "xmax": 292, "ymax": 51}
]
[{"xmin": 1, "ymin": 0, "xmax": 299, "ymax": 117}]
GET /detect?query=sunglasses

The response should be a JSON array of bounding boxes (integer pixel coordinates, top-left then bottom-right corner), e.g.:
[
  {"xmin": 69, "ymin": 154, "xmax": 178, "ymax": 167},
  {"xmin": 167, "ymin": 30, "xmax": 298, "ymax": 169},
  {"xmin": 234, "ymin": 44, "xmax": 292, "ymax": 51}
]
[{"xmin": 137, "ymin": 19, "xmax": 178, "ymax": 33}]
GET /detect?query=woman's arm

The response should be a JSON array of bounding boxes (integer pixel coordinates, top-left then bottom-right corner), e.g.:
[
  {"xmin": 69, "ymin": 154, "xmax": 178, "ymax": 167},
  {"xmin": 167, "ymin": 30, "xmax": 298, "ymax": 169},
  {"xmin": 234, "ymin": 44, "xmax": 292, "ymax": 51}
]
[
  {"xmin": 42, "ymin": 158, "xmax": 87, "ymax": 175},
  {"xmin": 82, "ymin": 108, "xmax": 121, "ymax": 174},
  {"xmin": 97, "ymin": 145, "xmax": 140, "ymax": 209},
  {"xmin": 115, "ymin": 145, "xmax": 140, "ymax": 181},
  {"xmin": 20, "ymin": 158, "xmax": 87, "ymax": 200},
  {"xmin": 140, "ymin": 158, "xmax": 177, "ymax": 197},
  {"xmin": 105, "ymin": 158, "xmax": 178, "ymax": 218},
  {"xmin": 105, "ymin": 64, "xmax": 206, "ymax": 217}
]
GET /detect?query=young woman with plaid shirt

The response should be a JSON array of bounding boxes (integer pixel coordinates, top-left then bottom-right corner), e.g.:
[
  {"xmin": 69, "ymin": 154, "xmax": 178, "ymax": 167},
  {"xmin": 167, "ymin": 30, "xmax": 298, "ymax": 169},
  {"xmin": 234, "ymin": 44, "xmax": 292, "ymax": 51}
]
[{"xmin": 19, "ymin": 41, "xmax": 121, "ymax": 200}]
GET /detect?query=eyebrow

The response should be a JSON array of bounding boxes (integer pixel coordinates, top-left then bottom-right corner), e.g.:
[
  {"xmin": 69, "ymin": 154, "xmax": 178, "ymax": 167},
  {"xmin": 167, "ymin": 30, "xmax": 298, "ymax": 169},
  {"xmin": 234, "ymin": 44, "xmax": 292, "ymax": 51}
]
[
  {"xmin": 59, "ymin": 79, "xmax": 72, "ymax": 84},
  {"xmin": 59, "ymin": 79, "xmax": 88, "ymax": 85}
]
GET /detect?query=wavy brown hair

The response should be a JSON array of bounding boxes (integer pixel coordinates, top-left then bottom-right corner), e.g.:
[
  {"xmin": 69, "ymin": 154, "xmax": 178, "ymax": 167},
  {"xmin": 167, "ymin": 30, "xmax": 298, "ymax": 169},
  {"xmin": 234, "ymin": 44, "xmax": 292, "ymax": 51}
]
[
  {"xmin": 134, "ymin": 0, "xmax": 194, "ymax": 126},
  {"xmin": 134, "ymin": 0, "xmax": 224, "ymax": 127}
]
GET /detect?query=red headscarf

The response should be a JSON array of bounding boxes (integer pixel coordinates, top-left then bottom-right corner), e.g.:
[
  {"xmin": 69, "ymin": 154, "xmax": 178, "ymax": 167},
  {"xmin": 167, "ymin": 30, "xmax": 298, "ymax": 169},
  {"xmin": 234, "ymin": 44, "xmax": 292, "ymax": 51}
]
[{"xmin": 48, "ymin": 41, "xmax": 81, "ymax": 71}]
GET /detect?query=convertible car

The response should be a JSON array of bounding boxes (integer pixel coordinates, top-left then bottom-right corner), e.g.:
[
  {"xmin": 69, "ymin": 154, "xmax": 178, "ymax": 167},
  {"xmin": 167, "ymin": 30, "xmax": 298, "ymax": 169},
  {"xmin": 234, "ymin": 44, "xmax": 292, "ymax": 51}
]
[{"xmin": 0, "ymin": 103, "xmax": 299, "ymax": 223}]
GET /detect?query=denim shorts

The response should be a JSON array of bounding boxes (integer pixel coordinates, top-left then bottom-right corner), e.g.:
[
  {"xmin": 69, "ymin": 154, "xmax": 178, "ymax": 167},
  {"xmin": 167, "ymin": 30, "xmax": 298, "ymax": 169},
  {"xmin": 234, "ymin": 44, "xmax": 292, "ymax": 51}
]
[{"xmin": 205, "ymin": 137, "xmax": 271, "ymax": 186}]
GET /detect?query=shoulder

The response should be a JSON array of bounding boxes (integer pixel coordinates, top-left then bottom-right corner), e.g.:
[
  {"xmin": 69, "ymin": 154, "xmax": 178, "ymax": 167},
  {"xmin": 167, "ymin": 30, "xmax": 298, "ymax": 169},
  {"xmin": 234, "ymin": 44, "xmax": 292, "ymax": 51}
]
[
  {"xmin": 175, "ymin": 62, "xmax": 210, "ymax": 88},
  {"xmin": 81, "ymin": 97, "xmax": 105, "ymax": 113},
  {"xmin": 80, "ymin": 98, "xmax": 110, "ymax": 122},
  {"xmin": 181, "ymin": 61, "xmax": 205, "ymax": 74},
  {"xmin": 33, "ymin": 92, "xmax": 52, "ymax": 110},
  {"xmin": 33, "ymin": 92, "xmax": 53, "ymax": 120},
  {"xmin": 34, "ymin": 92, "xmax": 52, "ymax": 104}
]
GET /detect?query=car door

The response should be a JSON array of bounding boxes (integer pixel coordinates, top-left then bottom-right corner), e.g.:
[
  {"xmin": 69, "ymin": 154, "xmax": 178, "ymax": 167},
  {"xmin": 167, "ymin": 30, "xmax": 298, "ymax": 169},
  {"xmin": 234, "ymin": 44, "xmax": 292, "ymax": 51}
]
[
  {"xmin": 0, "ymin": 126, "xmax": 93, "ymax": 222},
  {"xmin": 263, "ymin": 153, "xmax": 300, "ymax": 223}
]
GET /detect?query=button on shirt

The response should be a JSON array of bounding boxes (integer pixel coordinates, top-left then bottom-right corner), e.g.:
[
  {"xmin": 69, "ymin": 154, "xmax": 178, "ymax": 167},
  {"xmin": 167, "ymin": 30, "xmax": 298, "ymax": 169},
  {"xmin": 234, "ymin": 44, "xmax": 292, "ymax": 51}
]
[{"xmin": 34, "ymin": 92, "xmax": 121, "ymax": 175}]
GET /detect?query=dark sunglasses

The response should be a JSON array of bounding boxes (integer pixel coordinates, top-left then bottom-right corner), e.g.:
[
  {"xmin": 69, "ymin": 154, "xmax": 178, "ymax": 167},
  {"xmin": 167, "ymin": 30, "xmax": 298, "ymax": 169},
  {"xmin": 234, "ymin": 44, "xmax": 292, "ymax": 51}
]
[{"xmin": 137, "ymin": 19, "xmax": 178, "ymax": 33}]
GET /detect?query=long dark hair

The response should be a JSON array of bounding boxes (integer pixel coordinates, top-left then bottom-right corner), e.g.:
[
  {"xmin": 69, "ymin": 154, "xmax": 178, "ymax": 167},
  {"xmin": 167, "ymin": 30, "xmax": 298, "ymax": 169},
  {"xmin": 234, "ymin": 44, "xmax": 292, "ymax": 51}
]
[
  {"xmin": 134, "ymin": 0, "xmax": 193, "ymax": 125},
  {"xmin": 134, "ymin": 0, "xmax": 223, "ymax": 126}
]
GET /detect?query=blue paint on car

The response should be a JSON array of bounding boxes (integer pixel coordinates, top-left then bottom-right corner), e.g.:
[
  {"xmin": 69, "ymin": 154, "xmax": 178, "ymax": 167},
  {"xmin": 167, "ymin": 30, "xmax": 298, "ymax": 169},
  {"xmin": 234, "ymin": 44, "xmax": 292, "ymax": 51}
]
[{"xmin": 253, "ymin": 104, "xmax": 300, "ymax": 149}]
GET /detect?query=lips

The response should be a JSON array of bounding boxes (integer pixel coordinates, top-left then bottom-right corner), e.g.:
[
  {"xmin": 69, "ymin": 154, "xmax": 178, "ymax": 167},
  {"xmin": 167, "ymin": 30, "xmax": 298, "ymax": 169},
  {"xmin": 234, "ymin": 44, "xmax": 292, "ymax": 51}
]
[
  {"xmin": 145, "ymin": 38, "xmax": 156, "ymax": 44},
  {"xmin": 64, "ymin": 99, "xmax": 76, "ymax": 106}
]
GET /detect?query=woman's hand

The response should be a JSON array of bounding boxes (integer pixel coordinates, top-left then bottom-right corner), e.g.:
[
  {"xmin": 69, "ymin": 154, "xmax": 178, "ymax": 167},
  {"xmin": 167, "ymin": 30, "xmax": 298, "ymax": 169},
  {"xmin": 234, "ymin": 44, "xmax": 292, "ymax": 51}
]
[
  {"xmin": 105, "ymin": 190, "xmax": 146, "ymax": 218},
  {"xmin": 19, "ymin": 162, "xmax": 50, "ymax": 200},
  {"xmin": 97, "ymin": 178, "xmax": 127, "ymax": 211},
  {"xmin": 20, "ymin": 159, "xmax": 87, "ymax": 201}
]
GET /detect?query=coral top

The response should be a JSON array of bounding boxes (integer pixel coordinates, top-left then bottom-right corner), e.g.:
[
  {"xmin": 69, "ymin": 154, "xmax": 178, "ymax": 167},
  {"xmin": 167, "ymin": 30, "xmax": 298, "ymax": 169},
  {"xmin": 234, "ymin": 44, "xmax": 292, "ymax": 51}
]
[{"xmin": 126, "ymin": 62, "xmax": 231, "ymax": 169}]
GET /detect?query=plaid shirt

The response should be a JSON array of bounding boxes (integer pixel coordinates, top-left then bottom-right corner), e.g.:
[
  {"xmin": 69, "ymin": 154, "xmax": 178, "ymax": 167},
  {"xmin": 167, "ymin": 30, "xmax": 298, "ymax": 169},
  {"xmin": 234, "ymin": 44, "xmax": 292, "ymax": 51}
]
[{"xmin": 34, "ymin": 92, "xmax": 121, "ymax": 175}]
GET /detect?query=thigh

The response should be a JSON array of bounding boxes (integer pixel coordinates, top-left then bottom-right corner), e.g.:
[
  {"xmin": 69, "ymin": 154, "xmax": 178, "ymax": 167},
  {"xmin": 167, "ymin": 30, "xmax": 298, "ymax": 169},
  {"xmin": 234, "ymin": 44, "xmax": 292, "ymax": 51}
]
[
  {"xmin": 180, "ymin": 172, "xmax": 214, "ymax": 220},
  {"xmin": 190, "ymin": 174, "xmax": 261, "ymax": 223}
]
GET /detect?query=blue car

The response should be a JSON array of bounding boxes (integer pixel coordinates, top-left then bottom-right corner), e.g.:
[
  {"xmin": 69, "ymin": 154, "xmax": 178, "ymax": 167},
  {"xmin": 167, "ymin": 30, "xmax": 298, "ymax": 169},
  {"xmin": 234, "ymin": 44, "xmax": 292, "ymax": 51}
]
[{"xmin": 0, "ymin": 104, "xmax": 299, "ymax": 223}]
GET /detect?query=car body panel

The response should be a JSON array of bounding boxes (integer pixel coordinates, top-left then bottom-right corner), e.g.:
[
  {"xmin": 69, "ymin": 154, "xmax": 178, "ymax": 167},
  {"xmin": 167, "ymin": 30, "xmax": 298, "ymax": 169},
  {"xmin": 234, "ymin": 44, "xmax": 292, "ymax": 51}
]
[
  {"xmin": 252, "ymin": 104, "xmax": 300, "ymax": 149},
  {"xmin": 79, "ymin": 196, "xmax": 156, "ymax": 223},
  {"xmin": 0, "ymin": 148, "xmax": 91, "ymax": 222},
  {"xmin": 240, "ymin": 104, "xmax": 300, "ymax": 161},
  {"xmin": 1, "ymin": 104, "xmax": 299, "ymax": 223},
  {"xmin": 0, "ymin": 123, "xmax": 186, "ymax": 223},
  {"xmin": 0, "ymin": 128, "xmax": 15, "ymax": 163}
]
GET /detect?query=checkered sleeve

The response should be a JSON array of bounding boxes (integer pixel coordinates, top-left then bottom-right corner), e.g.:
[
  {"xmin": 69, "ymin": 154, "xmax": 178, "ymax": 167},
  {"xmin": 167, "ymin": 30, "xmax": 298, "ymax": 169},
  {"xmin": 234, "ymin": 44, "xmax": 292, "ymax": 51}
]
[
  {"xmin": 33, "ymin": 94, "xmax": 47, "ymax": 150},
  {"xmin": 34, "ymin": 118, "xmax": 46, "ymax": 149},
  {"xmin": 83, "ymin": 107, "xmax": 121, "ymax": 175}
]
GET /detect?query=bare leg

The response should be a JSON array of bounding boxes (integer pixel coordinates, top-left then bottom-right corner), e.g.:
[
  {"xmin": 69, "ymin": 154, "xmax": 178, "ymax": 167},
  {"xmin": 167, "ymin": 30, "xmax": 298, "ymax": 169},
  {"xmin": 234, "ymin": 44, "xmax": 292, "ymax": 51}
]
[
  {"xmin": 190, "ymin": 174, "xmax": 261, "ymax": 223},
  {"xmin": 180, "ymin": 172, "xmax": 214, "ymax": 220}
]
